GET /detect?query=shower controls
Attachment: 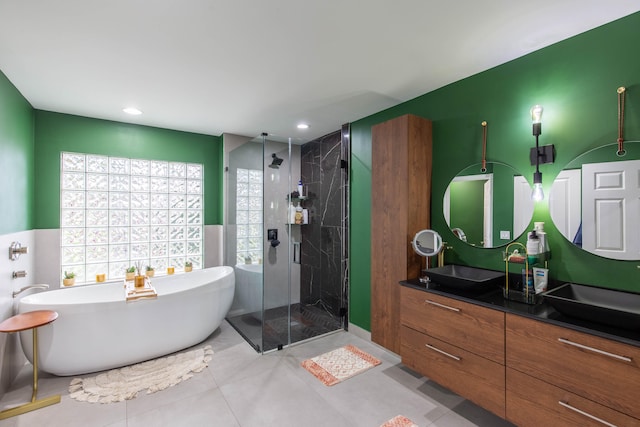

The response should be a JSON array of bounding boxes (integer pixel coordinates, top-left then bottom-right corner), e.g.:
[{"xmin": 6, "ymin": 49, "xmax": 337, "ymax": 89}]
[
  {"xmin": 9, "ymin": 241, "xmax": 28, "ymax": 261},
  {"xmin": 268, "ymin": 229, "xmax": 280, "ymax": 247},
  {"xmin": 12, "ymin": 271, "xmax": 27, "ymax": 279}
]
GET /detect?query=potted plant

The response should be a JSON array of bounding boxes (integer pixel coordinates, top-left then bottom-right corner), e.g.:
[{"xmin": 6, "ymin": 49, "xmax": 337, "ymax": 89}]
[
  {"xmin": 185, "ymin": 261, "xmax": 193, "ymax": 272},
  {"xmin": 145, "ymin": 265, "xmax": 155, "ymax": 277},
  {"xmin": 125, "ymin": 266, "xmax": 136, "ymax": 281},
  {"xmin": 63, "ymin": 271, "xmax": 75, "ymax": 287}
]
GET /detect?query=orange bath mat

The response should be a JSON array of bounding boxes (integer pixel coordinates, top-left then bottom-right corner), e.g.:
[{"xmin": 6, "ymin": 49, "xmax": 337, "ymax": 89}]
[{"xmin": 301, "ymin": 344, "xmax": 381, "ymax": 386}]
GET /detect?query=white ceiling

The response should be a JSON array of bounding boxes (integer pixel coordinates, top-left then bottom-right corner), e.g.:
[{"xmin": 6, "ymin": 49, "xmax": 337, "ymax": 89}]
[{"xmin": 0, "ymin": 1, "xmax": 638, "ymax": 143}]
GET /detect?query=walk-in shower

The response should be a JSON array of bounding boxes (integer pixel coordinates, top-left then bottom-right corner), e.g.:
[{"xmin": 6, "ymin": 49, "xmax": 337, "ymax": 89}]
[{"xmin": 224, "ymin": 128, "xmax": 349, "ymax": 353}]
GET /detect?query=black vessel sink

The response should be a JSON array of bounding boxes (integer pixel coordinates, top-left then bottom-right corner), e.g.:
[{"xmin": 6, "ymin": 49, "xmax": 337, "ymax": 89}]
[
  {"xmin": 543, "ymin": 283, "xmax": 640, "ymax": 330},
  {"xmin": 423, "ymin": 265, "xmax": 505, "ymax": 291}
]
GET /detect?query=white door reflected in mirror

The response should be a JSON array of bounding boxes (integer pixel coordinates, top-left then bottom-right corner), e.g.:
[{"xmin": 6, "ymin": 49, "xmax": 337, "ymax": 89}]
[
  {"xmin": 550, "ymin": 158, "xmax": 640, "ymax": 260},
  {"xmin": 443, "ymin": 162, "xmax": 534, "ymax": 248},
  {"xmin": 549, "ymin": 141, "xmax": 640, "ymax": 261}
]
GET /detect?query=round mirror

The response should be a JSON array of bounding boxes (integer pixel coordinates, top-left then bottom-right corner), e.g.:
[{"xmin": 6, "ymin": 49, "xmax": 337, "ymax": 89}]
[
  {"xmin": 549, "ymin": 140, "xmax": 640, "ymax": 260},
  {"xmin": 443, "ymin": 162, "xmax": 534, "ymax": 248},
  {"xmin": 412, "ymin": 229, "xmax": 443, "ymax": 257}
]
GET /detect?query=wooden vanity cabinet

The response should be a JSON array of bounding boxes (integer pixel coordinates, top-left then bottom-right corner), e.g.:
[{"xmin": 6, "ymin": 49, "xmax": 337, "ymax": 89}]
[
  {"xmin": 400, "ymin": 286, "xmax": 506, "ymax": 418},
  {"xmin": 507, "ymin": 368, "xmax": 639, "ymax": 427},
  {"xmin": 506, "ymin": 314, "xmax": 640, "ymax": 425},
  {"xmin": 371, "ymin": 114, "xmax": 432, "ymax": 354},
  {"xmin": 399, "ymin": 285, "xmax": 640, "ymax": 425},
  {"xmin": 401, "ymin": 287, "xmax": 504, "ymax": 362}
]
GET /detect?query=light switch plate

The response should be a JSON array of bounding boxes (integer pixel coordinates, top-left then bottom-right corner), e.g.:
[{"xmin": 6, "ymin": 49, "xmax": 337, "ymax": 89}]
[{"xmin": 500, "ymin": 230, "xmax": 511, "ymax": 240}]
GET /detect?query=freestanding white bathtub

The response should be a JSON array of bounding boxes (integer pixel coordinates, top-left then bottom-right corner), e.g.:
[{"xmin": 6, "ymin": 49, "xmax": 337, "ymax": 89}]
[
  {"xmin": 231, "ymin": 263, "xmax": 263, "ymax": 320},
  {"xmin": 18, "ymin": 266, "xmax": 234, "ymax": 376}
]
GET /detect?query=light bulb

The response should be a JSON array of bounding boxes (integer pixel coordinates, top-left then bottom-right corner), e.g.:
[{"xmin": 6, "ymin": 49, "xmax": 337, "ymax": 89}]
[
  {"xmin": 531, "ymin": 183, "xmax": 544, "ymax": 202},
  {"xmin": 530, "ymin": 105, "xmax": 543, "ymax": 124},
  {"xmin": 531, "ymin": 171, "xmax": 544, "ymax": 201}
]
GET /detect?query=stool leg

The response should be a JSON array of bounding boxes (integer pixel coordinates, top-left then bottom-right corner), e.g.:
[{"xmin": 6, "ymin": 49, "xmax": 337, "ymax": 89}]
[
  {"xmin": 31, "ymin": 327, "xmax": 38, "ymax": 402},
  {"xmin": 0, "ymin": 327, "xmax": 61, "ymax": 420}
]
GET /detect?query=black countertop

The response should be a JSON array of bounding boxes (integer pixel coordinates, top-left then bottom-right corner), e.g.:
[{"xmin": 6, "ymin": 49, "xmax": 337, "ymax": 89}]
[{"xmin": 400, "ymin": 278, "xmax": 640, "ymax": 348}]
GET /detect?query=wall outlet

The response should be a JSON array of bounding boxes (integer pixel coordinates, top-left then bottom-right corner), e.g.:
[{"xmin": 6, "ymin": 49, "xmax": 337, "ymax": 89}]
[{"xmin": 500, "ymin": 230, "xmax": 511, "ymax": 240}]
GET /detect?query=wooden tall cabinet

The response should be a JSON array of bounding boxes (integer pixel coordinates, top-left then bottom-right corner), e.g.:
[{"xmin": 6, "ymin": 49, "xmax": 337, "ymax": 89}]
[{"xmin": 371, "ymin": 114, "xmax": 432, "ymax": 353}]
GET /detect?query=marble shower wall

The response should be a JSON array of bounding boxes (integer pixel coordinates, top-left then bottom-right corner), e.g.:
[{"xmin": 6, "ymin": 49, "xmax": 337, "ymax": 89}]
[{"xmin": 300, "ymin": 130, "xmax": 346, "ymax": 317}]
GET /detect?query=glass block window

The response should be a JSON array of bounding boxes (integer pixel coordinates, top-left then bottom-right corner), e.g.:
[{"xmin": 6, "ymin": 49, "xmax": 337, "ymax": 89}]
[
  {"xmin": 60, "ymin": 152, "xmax": 204, "ymax": 283},
  {"xmin": 236, "ymin": 168, "xmax": 262, "ymax": 264}
]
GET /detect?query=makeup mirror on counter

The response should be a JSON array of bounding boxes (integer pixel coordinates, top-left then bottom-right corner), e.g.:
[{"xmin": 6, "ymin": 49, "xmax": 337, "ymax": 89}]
[
  {"xmin": 549, "ymin": 140, "xmax": 640, "ymax": 260},
  {"xmin": 443, "ymin": 162, "xmax": 534, "ymax": 248},
  {"xmin": 412, "ymin": 229, "xmax": 444, "ymax": 257}
]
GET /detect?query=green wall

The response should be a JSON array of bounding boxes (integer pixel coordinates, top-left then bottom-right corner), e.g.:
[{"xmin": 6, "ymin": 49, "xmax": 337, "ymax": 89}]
[
  {"xmin": 349, "ymin": 12, "xmax": 640, "ymax": 331},
  {"xmin": 34, "ymin": 111, "xmax": 223, "ymax": 229},
  {"xmin": 450, "ymin": 180, "xmax": 484, "ymax": 246},
  {"xmin": 0, "ymin": 71, "xmax": 34, "ymax": 234}
]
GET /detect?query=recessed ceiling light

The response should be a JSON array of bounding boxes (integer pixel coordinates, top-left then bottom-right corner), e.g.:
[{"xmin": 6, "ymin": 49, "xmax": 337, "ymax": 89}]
[
  {"xmin": 297, "ymin": 123, "xmax": 309, "ymax": 129},
  {"xmin": 123, "ymin": 107, "xmax": 142, "ymax": 115}
]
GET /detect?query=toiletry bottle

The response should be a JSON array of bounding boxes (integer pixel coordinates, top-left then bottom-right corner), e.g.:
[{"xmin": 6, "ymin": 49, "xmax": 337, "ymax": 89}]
[
  {"xmin": 522, "ymin": 268, "xmax": 534, "ymax": 294},
  {"xmin": 532, "ymin": 267, "xmax": 548, "ymax": 294},
  {"xmin": 298, "ymin": 179, "xmax": 304, "ymax": 198},
  {"xmin": 295, "ymin": 203, "xmax": 303, "ymax": 224},
  {"xmin": 526, "ymin": 229, "xmax": 540, "ymax": 264},
  {"xmin": 288, "ymin": 202, "xmax": 296, "ymax": 224},
  {"xmin": 534, "ymin": 222, "xmax": 550, "ymax": 253}
]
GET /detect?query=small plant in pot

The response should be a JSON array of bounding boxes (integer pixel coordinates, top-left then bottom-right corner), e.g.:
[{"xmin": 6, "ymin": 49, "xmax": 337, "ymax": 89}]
[
  {"xmin": 125, "ymin": 266, "xmax": 136, "ymax": 281},
  {"xmin": 63, "ymin": 271, "xmax": 75, "ymax": 286},
  {"xmin": 185, "ymin": 261, "xmax": 193, "ymax": 272},
  {"xmin": 145, "ymin": 265, "xmax": 155, "ymax": 277}
]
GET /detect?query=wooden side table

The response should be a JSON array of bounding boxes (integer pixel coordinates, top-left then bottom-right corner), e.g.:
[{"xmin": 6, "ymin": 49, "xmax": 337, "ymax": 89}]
[{"xmin": 0, "ymin": 310, "xmax": 61, "ymax": 419}]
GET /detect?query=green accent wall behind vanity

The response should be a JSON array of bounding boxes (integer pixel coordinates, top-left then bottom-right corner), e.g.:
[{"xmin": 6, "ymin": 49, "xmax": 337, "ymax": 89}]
[
  {"xmin": 33, "ymin": 111, "xmax": 223, "ymax": 229},
  {"xmin": 349, "ymin": 12, "xmax": 640, "ymax": 331},
  {"xmin": 0, "ymin": 71, "xmax": 34, "ymax": 235}
]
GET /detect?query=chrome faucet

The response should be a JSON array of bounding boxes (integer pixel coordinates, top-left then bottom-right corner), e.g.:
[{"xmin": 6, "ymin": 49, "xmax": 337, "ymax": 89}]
[{"xmin": 12, "ymin": 284, "xmax": 49, "ymax": 298}]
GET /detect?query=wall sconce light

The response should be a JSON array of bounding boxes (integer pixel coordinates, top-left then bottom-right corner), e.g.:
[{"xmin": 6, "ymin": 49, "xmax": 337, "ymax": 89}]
[{"xmin": 529, "ymin": 105, "xmax": 555, "ymax": 202}]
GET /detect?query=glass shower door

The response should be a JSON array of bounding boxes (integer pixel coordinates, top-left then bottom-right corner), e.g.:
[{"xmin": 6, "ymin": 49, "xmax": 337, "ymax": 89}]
[
  {"xmin": 225, "ymin": 136, "xmax": 265, "ymax": 352},
  {"xmin": 261, "ymin": 137, "xmax": 294, "ymax": 352}
]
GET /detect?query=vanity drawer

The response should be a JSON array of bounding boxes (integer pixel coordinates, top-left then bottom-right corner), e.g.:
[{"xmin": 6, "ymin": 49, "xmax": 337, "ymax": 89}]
[
  {"xmin": 400, "ymin": 286, "xmax": 505, "ymax": 363},
  {"xmin": 401, "ymin": 325, "xmax": 505, "ymax": 418},
  {"xmin": 506, "ymin": 313, "xmax": 640, "ymax": 419},
  {"xmin": 507, "ymin": 368, "xmax": 639, "ymax": 426}
]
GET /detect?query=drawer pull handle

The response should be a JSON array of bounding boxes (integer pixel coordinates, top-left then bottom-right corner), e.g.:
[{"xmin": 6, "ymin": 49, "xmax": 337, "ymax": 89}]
[
  {"xmin": 425, "ymin": 344, "xmax": 461, "ymax": 361},
  {"xmin": 557, "ymin": 338, "xmax": 632, "ymax": 363},
  {"xmin": 425, "ymin": 300, "xmax": 460, "ymax": 312},
  {"xmin": 558, "ymin": 401, "xmax": 618, "ymax": 427}
]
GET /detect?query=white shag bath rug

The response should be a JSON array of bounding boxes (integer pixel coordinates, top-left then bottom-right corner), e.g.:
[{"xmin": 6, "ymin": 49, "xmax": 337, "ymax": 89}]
[{"xmin": 69, "ymin": 345, "xmax": 213, "ymax": 403}]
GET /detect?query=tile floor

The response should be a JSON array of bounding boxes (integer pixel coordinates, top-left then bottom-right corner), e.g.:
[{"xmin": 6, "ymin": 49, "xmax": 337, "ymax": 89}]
[{"xmin": 0, "ymin": 322, "xmax": 515, "ymax": 427}]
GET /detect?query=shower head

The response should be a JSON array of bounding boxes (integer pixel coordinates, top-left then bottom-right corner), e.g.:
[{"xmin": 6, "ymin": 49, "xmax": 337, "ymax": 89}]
[{"xmin": 269, "ymin": 153, "xmax": 283, "ymax": 169}]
